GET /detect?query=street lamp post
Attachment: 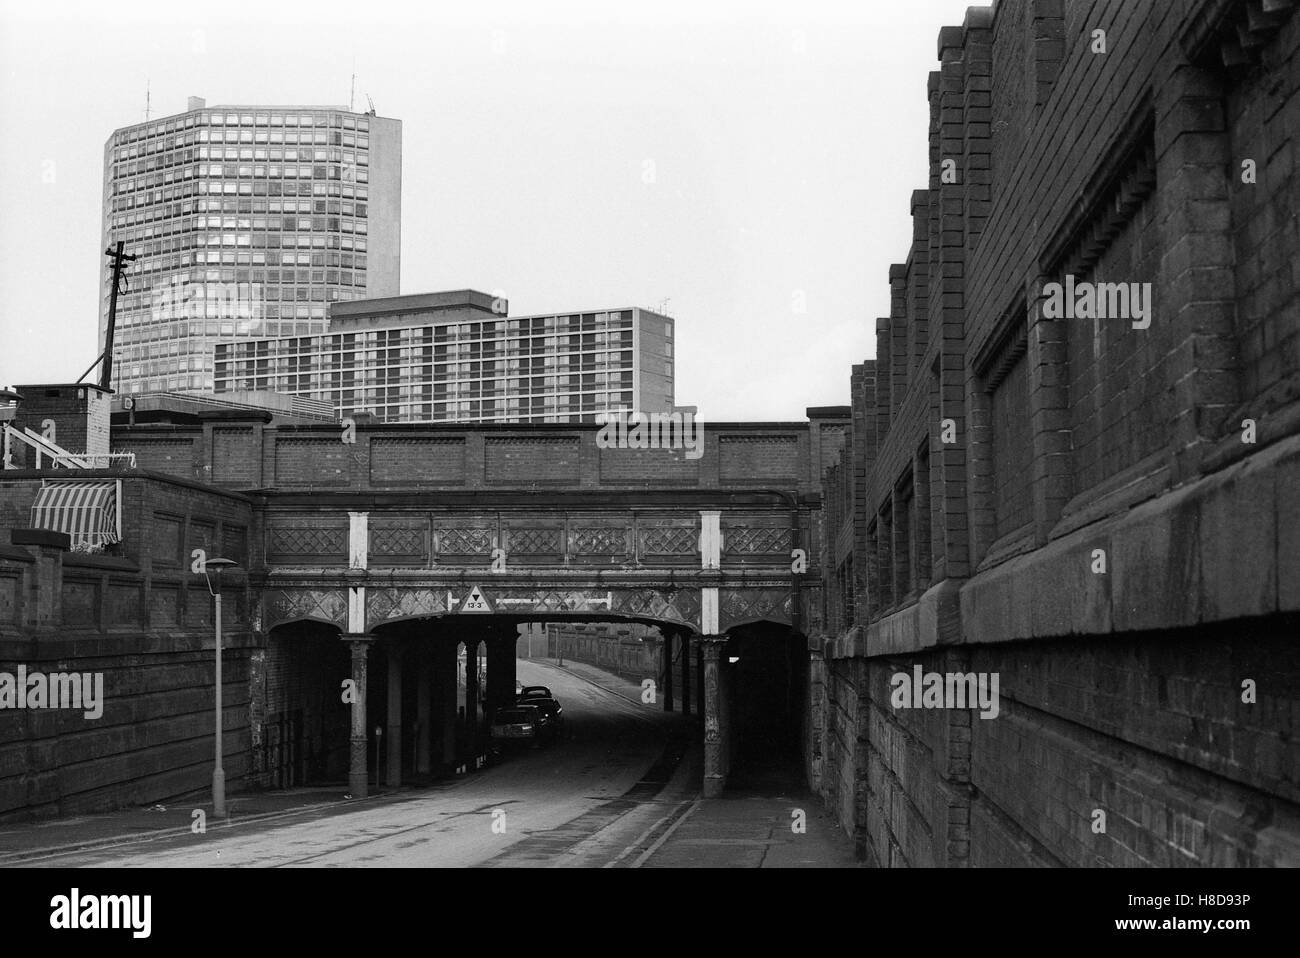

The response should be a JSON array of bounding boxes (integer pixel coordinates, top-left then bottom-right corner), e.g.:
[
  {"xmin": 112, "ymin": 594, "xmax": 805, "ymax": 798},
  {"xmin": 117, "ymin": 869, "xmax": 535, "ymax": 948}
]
[{"xmin": 203, "ymin": 557, "xmax": 238, "ymax": 818}]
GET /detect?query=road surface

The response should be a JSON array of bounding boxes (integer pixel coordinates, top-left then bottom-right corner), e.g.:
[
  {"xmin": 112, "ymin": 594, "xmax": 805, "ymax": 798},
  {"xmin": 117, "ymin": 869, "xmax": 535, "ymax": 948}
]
[{"xmin": 18, "ymin": 660, "xmax": 691, "ymax": 868}]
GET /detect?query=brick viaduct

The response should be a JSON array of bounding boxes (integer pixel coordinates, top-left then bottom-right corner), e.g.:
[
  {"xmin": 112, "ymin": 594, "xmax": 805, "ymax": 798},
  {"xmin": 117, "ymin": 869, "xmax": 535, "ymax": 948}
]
[{"xmin": 0, "ymin": 408, "xmax": 849, "ymax": 817}]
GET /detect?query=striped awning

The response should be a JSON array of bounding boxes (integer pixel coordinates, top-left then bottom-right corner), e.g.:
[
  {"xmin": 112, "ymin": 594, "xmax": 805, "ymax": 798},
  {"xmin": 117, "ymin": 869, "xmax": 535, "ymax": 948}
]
[{"xmin": 29, "ymin": 480, "xmax": 121, "ymax": 551}]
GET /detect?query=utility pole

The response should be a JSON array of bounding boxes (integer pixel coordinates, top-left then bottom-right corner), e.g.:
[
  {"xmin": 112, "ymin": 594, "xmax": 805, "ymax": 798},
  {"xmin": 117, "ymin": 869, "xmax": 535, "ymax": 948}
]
[{"xmin": 101, "ymin": 241, "xmax": 138, "ymax": 392}]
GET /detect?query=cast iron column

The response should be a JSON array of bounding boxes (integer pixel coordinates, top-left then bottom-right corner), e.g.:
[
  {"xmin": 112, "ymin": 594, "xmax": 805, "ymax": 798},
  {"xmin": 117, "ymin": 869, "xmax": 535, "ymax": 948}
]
[
  {"xmin": 465, "ymin": 641, "xmax": 481, "ymax": 759},
  {"xmin": 701, "ymin": 634, "xmax": 728, "ymax": 797},
  {"xmin": 416, "ymin": 642, "xmax": 432, "ymax": 775},
  {"xmin": 343, "ymin": 633, "xmax": 373, "ymax": 798},
  {"xmin": 386, "ymin": 642, "xmax": 402, "ymax": 786},
  {"xmin": 680, "ymin": 629, "xmax": 691, "ymax": 717},
  {"xmin": 662, "ymin": 629, "xmax": 674, "ymax": 712},
  {"xmin": 695, "ymin": 636, "xmax": 705, "ymax": 724},
  {"xmin": 437, "ymin": 641, "xmax": 457, "ymax": 767},
  {"xmin": 485, "ymin": 624, "xmax": 518, "ymax": 719}
]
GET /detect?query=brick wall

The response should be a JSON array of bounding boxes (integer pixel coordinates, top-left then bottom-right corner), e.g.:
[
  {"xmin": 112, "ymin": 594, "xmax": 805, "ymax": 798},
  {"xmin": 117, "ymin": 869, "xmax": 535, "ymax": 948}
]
[
  {"xmin": 964, "ymin": 629, "xmax": 1300, "ymax": 867},
  {"xmin": 0, "ymin": 475, "xmax": 258, "ymax": 820},
  {"xmin": 369, "ymin": 437, "xmax": 466, "ymax": 485},
  {"xmin": 486, "ymin": 437, "xmax": 581, "ymax": 484},
  {"xmin": 275, "ymin": 437, "xmax": 352, "ymax": 486},
  {"xmin": 599, "ymin": 445, "xmax": 700, "ymax": 484},
  {"xmin": 112, "ymin": 419, "xmax": 836, "ymax": 495},
  {"xmin": 212, "ymin": 426, "xmax": 260, "ymax": 488},
  {"xmin": 1227, "ymin": 11, "xmax": 1300, "ymax": 410},
  {"xmin": 8, "ymin": 384, "xmax": 112, "ymax": 464},
  {"xmin": 113, "ymin": 432, "xmax": 200, "ymax": 480},
  {"xmin": 821, "ymin": 657, "xmax": 870, "ymax": 856},
  {"xmin": 811, "ymin": 0, "xmax": 1300, "ymax": 867}
]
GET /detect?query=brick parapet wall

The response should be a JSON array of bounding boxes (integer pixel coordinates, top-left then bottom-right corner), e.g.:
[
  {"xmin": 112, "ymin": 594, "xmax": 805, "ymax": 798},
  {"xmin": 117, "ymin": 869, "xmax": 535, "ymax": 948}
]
[{"xmin": 111, "ymin": 419, "xmax": 841, "ymax": 498}]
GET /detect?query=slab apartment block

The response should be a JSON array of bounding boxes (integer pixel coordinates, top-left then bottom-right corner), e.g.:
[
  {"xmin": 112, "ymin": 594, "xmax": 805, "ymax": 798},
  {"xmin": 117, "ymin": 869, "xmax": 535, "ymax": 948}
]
[{"xmin": 211, "ymin": 290, "xmax": 676, "ymax": 423}]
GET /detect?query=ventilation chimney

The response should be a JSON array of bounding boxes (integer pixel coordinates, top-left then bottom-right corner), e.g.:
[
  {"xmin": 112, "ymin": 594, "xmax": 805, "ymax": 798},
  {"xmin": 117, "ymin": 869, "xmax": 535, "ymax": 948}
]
[{"xmin": 188, "ymin": 96, "xmax": 206, "ymax": 112}]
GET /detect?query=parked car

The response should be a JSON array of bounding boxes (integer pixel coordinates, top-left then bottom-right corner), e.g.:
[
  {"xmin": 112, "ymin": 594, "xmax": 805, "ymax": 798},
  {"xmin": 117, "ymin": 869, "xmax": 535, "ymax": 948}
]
[
  {"xmin": 490, "ymin": 704, "xmax": 542, "ymax": 745},
  {"xmin": 521, "ymin": 697, "xmax": 564, "ymax": 736},
  {"xmin": 517, "ymin": 685, "xmax": 552, "ymax": 701}
]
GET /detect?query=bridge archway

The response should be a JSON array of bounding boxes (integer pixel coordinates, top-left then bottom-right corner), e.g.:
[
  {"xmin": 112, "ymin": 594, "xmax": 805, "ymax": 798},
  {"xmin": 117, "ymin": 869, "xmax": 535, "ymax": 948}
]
[
  {"xmin": 715, "ymin": 619, "xmax": 809, "ymax": 790},
  {"xmin": 264, "ymin": 560, "xmax": 815, "ymax": 799},
  {"xmin": 356, "ymin": 618, "xmax": 506, "ymax": 788},
  {"xmin": 261, "ymin": 606, "xmax": 811, "ymax": 799},
  {"xmin": 348, "ymin": 611, "xmax": 706, "ymax": 791},
  {"xmin": 258, "ymin": 619, "xmax": 350, "ymax": 788}
]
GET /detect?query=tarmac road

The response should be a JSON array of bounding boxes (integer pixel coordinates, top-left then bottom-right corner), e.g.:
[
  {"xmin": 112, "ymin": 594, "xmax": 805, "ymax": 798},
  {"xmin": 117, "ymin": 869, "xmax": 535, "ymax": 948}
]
[{"xmin": 12, "ymin": 660, "xmax": 687, "ymax": 868}]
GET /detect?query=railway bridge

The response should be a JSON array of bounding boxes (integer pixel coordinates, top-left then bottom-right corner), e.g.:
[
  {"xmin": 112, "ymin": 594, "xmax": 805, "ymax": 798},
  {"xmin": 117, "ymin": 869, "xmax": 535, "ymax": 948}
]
[{"xmin": 0, "ymin": 387, "xmax": 850, "ymax": 813}]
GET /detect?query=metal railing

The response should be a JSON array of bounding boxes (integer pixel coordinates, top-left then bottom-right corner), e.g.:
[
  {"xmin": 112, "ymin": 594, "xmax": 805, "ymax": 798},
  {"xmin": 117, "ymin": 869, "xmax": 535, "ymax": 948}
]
[
  {"xmin": 3, "ymin": 424, "xmax": 81, "ymax": 469},
  {"xmin": 52, "ymin": 452, "xmax": 138, "ymax": 470},
  {"xmin": 1, "ymin": 425, "xmax": 139, "ymax": 470},
  {"xmin": 118, "ymin": 390, "xmax": 336, "ymax": 421}
]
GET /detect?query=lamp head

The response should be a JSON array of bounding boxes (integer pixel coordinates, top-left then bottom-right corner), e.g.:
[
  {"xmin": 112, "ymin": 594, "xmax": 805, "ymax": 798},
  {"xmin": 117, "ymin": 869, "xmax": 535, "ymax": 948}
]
[{"xmin": 202, "ymin": 557, "xmax": 239, "ymax": 595}]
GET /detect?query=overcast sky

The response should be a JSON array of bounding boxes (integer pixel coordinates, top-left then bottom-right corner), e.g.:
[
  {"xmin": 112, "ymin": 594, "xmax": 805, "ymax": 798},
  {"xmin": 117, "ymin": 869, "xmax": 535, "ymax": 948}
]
[{"xmin": 0, "ymin": 0, "xmax": 974, "ymax": 421}]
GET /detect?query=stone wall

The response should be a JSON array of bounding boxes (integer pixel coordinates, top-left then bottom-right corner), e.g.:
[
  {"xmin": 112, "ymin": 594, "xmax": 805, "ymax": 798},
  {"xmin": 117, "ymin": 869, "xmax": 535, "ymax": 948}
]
[{"xmin": 541, "ymin": 622, "xmax": 664, "ymax": 684}]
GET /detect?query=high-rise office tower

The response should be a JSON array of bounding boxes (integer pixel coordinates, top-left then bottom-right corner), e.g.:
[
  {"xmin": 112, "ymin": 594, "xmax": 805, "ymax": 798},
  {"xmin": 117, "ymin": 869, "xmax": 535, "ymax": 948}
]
[{"xmin": 100, "ymin": 96, "xmax": 402, "ymax": 395}]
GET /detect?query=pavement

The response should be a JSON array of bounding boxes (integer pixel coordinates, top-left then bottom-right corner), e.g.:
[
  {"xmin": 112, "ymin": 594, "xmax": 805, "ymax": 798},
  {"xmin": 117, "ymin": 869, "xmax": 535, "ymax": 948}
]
[
  {"xmin": 0, "ymin": 786, "xmax": 407, "ymax": 867},
  {"xmin": 638, "ymin": 773, "xmax": 861, "ymax": 868},
  {"xmin": 526, "ymin": 656, "xmax": 860, "ymax": 868},
  {"xmin": 0, "ymin": 656, "xmax": 861, "ymax": 868}
]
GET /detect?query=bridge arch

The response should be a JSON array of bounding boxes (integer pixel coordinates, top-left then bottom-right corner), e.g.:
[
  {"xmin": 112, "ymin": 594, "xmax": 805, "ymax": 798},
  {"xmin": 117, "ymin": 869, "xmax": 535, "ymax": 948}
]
[
  {"xmin": 263, "ymin": 587, "xmax": 348, "ymax": 633},
  {"xmin": 256, "ymin": 618, "xmax": 349, "ymax": 789}
]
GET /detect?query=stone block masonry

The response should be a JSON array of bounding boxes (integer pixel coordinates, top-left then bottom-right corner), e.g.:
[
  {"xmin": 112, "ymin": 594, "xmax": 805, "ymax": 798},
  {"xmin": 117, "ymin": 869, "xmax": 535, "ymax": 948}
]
[{"xmin": 811, "ymin": 0, "xmax": 1300, "ymax": 867}]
